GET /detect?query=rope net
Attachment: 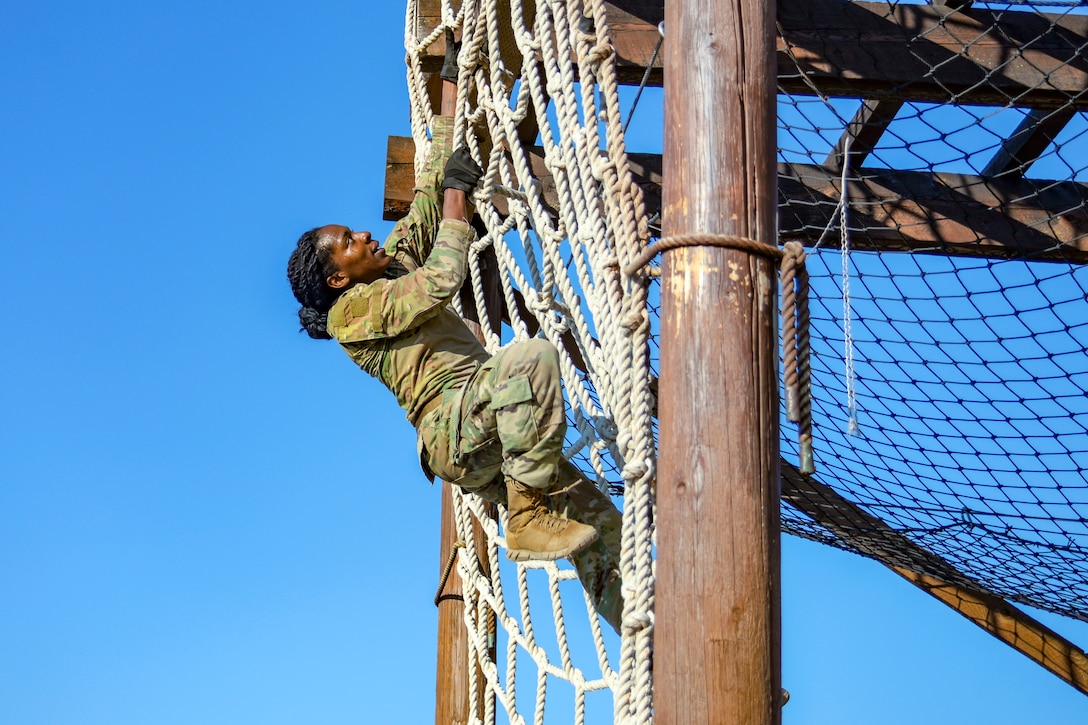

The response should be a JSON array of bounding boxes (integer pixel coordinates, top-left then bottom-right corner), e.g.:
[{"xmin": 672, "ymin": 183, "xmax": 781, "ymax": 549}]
[
  {"xmin": 400, "ymin": 0, "xmax": 1088, "ymax": 721},
  {"xmin": 406, "ymin": 1, "xmax": 655, "ymax": 723}
]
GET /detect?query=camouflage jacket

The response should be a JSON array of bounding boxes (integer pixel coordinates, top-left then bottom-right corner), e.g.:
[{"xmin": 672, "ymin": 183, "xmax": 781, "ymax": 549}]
[{"xmin": 326, "ymin": 116, "xmax": 489, "ymax": 426}]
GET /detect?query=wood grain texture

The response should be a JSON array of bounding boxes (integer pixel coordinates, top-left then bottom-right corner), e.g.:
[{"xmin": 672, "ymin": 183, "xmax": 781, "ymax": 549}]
[
  {"xmin": 386, "ymin": 138, "xmax": 1088, "ymax": 263},
  {"xmin": 412, "ymin": 0, "xmax": 1088, "ymax": 108},
  {"xmin": 655, "ymin": 0, "xmax": 782, "ymax": 721}
]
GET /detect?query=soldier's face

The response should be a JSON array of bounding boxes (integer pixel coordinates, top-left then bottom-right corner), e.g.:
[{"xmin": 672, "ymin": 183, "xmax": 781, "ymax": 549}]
[{"xmin": 319, "ymin": 224, "xmax": 392, "ymax": 289}]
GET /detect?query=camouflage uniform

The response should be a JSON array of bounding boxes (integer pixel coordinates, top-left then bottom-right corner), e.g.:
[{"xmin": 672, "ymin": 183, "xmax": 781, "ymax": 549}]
[{"xmin": 325, "ymin": 116, "xmax": 624, "ymax": 630}]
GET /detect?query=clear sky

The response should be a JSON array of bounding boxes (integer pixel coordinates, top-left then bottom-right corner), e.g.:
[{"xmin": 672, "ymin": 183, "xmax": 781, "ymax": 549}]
[{"xmin": 1, "ymin": 2, "xmax": 1085, "ymax": 723}]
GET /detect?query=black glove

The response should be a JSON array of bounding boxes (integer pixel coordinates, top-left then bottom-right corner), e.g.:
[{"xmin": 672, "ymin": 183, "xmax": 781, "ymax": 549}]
[
  {"xmin": 441, "ymin": 29, "xmax": 461, "ymax": 83},
  {"xmin": 442, "ymin": 148, "xmax": 483, "ymax": 193}
]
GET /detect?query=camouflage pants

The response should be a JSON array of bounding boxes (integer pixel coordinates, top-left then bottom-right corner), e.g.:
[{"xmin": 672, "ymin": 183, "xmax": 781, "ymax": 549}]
[
  {"xmin": 419, "ymin": 338, "xmax": 566, "ymax": 492},
  {"xmin": 417, "ymin": 338, "xmax": 625, "ymax": 632}
]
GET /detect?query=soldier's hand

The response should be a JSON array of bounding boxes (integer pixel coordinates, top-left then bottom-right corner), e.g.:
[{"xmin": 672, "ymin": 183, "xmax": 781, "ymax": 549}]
[
  {"xmin": 442, "ymin": 148, "xmax": 483, "ymax": 193},
  {"xmin": 441, "ymin": 28, "xmax": 461, "ymax": 84}
]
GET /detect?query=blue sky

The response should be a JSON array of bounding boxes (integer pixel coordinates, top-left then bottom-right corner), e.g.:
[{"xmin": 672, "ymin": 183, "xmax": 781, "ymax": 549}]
[{"xmin": 1, "ymin": 2, "xmax": 1085, "ymax": 723}]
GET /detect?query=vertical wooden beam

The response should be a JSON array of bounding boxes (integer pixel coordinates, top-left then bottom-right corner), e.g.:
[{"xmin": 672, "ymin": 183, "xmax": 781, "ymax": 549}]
[
  {"xmin": 434, "ymin": 338, "xmax": 496, "ymax": 725},
  {"xmin": 434, "ymin": 484, "xmax": 475, "ymax": 725},
  {"xmin": 656, "ymin": 0, "xmax": 781, "ymax": 722},
  {"xmin": 433, "ymin": 78, "xmax": 495, "ymax": 725}
]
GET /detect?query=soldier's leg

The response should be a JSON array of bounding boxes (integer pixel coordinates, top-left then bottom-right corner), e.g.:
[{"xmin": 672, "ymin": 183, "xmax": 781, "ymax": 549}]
[
  {"xmin": 569, "ymin": 538, "xmax": 623, "ymax": 633},
  {"xmin": 484, "ymin": 337, "xmax": 566, "ymax": 489},
  {"xmin": 474, "ymin": 339, "xmax": 596, "ymax": 560},
  {"xmin": 551, "ymin": 459, "xmax": 625, "ymax": 632},
  {"xmin": 468, "ymin": 464, "xmax": 623, "ymax": 630},
  {"xmin": 555, "ymin": 459, "xmax": 622, "ymax": 562}
]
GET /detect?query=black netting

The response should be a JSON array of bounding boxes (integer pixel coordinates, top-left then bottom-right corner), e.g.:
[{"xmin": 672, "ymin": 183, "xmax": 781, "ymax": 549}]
[{"xmin": 770, "ymin": 0, "xmax": 1088, "ymax": 621}]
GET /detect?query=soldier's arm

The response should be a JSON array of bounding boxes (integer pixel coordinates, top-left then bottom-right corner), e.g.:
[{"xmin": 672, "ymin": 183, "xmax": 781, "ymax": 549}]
[
  {"xmin": 331, "ymin": 214, "xmax": 473, "ymax": 344},
  {"xmin": 382, "ymin": 114, "xmax": 457, "ymax": 271},
  {"xmin": 376, "ymin": 215, "xmax": 472, "ymax": 337}
]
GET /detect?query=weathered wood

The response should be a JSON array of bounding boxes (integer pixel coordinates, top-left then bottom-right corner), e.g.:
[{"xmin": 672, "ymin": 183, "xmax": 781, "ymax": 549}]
[
  {"xmin": 778, "ymin": 0, "xmax": 1088, "ymax": 109},
  {"xmin": 778, "ymin": 162, "xmax": 1088, "ymax": 263},
  {"xmin": 825, "ymin": 99, "xmax": 904, "ymax": 170},
  {"xmin": 656, "ymin": 0, "xmax": 781, "ymax": 722},
  {"xmin": 781, "ymin": 462, "xmax": 1088, "ymax": 695},
  {"xmin": 386, "ymin": 137, "xmax": 1088, "ymax": 263},
  {"xmin": 435, "ymin": 480, "xmax": 495, "ymax": 725},
  {"xmin": 932, "ymin": 0, "xmax": 973, "ymax": 10},
  {"xmin": 412, "ymin": 0, "xmax": 1088, "ymax": 108},
  {"xmin": 384, "ymin": 136, "xmax": 418, "ymax": 221},
  {"xmin": 982, "ymin": 107, "xmax": 1077, "ymax": 179},
  {"xmin": 434, "ymin": 79, "xmax": 494, "ymax": 725}
]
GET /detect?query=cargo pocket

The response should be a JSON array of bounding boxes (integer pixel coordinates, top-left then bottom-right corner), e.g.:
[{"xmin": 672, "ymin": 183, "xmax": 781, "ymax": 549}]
[
  {"xmin": 452, "ymin": 392, "xmax": 502, "ymax": 489},
  {"xmin": 455, "ymin": 392, "xmax": 496, "ymax": 463},
  {"xmin": 490, "ymin": 374, "xmax": 537, "ymax": 453}
]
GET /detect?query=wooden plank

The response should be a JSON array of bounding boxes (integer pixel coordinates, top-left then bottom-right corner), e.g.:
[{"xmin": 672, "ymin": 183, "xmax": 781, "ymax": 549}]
[
  {"xmin": 778, "ymin": 162, "xmax": 1088, "ymax": 263},
  {"xmin": 983, "ymin": 107, "xmax": 1077, "ymax": 178},
  {"xmin": 825, "ymin": 99, "xmax": 904, "ymax": 170},
  {"xmin": 655, "ymin": 0, "xmax": 781, "ymax": 722},
  {"xmin": 411, "ymin": 0, "xmax": 1088, "ymax": 108},
  {"xmin": 432, "ymin": 79, "xmax": 495, "ymax": 725},
  {"xmin": 384, "ymin": 135, "xmax": 418, "ymax": 221},
  {"xmin": 896, "ymin": 569, "xmax": 1088, "ymax": 694},
  {"xmin": 386, "ymin": 137, "xmax": 1088, "ymax": 263},
  {"xmin": 932, "ymin": 0, "xmax": 973, "ymax": 10},
  {"xmin": 778, "ymin": 0, "xmax": 1088, "ymax": 109},
  {"xmin": 781, "ymin": 462, "xmax": 1088, "ymax": 695}
]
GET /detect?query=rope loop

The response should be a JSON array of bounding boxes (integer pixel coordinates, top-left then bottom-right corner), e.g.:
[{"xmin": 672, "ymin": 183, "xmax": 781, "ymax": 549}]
[
  {"xmin": 625, "ymin": 233, "xmax": 816, "ymax": 474},
  {"xmin": 780, "ymin": 240, "xmax": 815, "ymax": 474},
  {"xmin": 622, "ymin": 233, "xmax": 783, "ymax": 277},
  {"xmin": 434, "ymin": 540, "xmax": 467, "ymax": 607}
]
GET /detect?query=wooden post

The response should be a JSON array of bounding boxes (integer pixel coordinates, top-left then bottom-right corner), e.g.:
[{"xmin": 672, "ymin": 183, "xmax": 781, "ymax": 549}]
[
  {"xmin": 432, "ymin": 78, "xmax": 495, "ymax": 725},
  {"xmin": 435, "ymin": 483, "xmax": 474, "ymax": 725},
  {"xmin": 435, "ymin": 471, "xmax": 494, "ymax": 725},
  {"xmin": 656, "ymin": 0, "xmax": 781, "ymax": 722}
]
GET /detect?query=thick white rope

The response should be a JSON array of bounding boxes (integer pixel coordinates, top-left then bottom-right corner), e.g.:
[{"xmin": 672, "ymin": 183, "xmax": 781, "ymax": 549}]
[{"xmin": 405, "ymin": 0, "xmax": 656, "ymax": 722}]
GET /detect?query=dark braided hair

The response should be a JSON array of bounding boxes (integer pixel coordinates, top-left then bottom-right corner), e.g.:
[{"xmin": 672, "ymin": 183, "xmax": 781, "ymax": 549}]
[{"xmin": 287, "ymin": 227, "xmax": 340, "ymax": 340}]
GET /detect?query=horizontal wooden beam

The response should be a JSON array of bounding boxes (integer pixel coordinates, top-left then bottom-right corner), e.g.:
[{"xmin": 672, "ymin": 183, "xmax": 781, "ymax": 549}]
[
  {"xmin": 778, "ymin": 162, "xmax": 1088, "ymax": 263},
  {"xmin": 781, "ymin": 463, "xmax": 1088, "ymax": 695},
  {"xmin": 411, "ymin": 0, "xmax": 1088, "ymax": 108},
  {"xmin": 385, "ymin": 136, "xmax": 1088, "ymax": 263},
  {"xmin": 778, "ymin": 0, "xmax": 1088, "ymax": 109}
]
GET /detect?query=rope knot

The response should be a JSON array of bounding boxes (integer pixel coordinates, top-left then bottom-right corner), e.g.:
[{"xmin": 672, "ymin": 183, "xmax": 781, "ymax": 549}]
[
  {"xmin": 622, "ymin": 458, "xmax": 652, "ymax": 482},
  {"xmin": 622, "ymin": 308, "xmax": 645, "ymax": 332},
  {"xmin": 583, "ymin": 42, "xmax": 614, "ymax": 66},
  {"xmin": 621, "ymin": 609, "xmax": 654, "ymax": 635},
  {"xmin": 524, "ymin": 288, "xmax": 551, "ymax": 315}
]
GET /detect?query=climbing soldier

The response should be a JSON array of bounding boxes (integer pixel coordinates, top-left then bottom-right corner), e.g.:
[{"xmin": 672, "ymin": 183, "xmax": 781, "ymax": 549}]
[{"xmin": 285, "ymin": 51, "xmax": 624, "ymax": 631}]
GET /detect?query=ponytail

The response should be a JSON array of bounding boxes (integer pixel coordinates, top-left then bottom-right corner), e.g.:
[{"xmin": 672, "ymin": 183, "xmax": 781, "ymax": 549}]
[{"xmin": 287, "ymin": 228, "xmax": 339, "ymax": 340}]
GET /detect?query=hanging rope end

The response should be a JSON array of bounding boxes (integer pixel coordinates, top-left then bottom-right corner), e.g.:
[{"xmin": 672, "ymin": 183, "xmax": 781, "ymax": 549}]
[{"xmin": 799, "ymin": 440, "xmax": 815, "ymax": 475}]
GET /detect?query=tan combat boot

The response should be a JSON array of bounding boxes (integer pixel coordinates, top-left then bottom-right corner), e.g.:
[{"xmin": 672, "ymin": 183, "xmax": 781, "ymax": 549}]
[{"xmin": 505, "ymin": 479, "xmax": 599, "ymax": 562}]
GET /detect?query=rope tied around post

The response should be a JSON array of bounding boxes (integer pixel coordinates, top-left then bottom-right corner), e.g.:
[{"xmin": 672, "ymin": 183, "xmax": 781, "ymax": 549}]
[
  {"xmin": 625, "ymin": 234, "xmax": 816, "ymax": 474},
  {"xmin": 434, "ymin": 540, "xmax": 466, "ymax": 607}
]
